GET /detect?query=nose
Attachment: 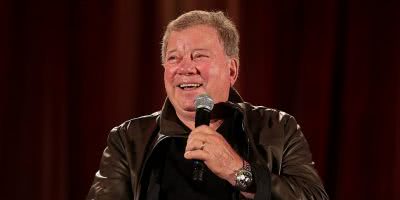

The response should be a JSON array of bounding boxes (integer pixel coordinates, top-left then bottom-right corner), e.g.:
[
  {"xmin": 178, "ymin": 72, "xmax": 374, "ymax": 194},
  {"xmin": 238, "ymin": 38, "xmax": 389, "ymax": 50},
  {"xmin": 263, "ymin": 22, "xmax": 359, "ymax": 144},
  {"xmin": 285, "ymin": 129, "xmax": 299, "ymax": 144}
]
[{"xmin": 177, "ymin": 55, "xmax": 197, "ymax": 75}]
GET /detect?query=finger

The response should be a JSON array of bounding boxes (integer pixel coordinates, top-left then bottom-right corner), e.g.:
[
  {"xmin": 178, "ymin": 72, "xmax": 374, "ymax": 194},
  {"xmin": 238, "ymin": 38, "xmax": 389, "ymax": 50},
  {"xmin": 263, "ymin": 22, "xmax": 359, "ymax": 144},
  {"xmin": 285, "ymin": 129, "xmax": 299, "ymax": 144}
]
[
  {"xmin": 187, "ymin": 128, "xmax": 207, "ymax": 143},
  {"xmin": 187, "ymin": 130, "xmax": 209, "ymax": 145},
  {"xmin": 192, "ymin": 125, "xmax": 215, "ymax": 135},
  {"xmin": 185, "ymin": 138, "xmax": 205, "ymax": 151},
  {"xmin": 184, "ymin": 149, "xmax": 210, "ymax": 161},
  {"xmin": 187, "ymin": 130, "xmax": 206, "ymax": 141},
  {"xmin": 193, "ymin": 127, "xmax": 224, "ymax": 144},
  {"xmin": 189, "ymin": 128, "xmax": 222, "ymax": 145}
]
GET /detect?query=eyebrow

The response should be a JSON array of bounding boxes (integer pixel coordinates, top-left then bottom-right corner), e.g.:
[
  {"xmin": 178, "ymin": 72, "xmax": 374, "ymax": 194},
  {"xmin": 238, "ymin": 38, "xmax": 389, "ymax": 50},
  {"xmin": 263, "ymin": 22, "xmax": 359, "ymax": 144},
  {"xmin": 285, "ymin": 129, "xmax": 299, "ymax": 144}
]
[
  {"xmin": 166, "ymin": 49, "xmax": 177, "ymax": 55},
  {"xmin": 192, "ymin": 48, "xmax": 209, "ymax": 52},
  {"xmin": 166, "ymin": 48, "xmax": 210, "ymax": 56}
]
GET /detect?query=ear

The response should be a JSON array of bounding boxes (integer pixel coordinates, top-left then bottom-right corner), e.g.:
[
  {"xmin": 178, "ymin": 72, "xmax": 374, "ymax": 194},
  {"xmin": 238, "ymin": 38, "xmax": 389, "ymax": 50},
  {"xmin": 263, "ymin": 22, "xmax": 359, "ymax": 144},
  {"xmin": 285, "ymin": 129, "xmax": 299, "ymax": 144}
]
[{"xmin": 228, "ymin": 57, "xmax": 239, "ymax": 86}]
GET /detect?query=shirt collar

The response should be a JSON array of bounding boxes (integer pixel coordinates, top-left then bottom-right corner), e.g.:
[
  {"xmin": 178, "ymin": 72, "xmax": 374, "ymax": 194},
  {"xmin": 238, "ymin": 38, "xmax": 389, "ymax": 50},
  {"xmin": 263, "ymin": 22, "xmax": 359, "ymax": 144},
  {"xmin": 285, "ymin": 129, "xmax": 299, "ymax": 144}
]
[{"xmin": 157, "ymin": 87, "xmax": 244, "ymax": 136}]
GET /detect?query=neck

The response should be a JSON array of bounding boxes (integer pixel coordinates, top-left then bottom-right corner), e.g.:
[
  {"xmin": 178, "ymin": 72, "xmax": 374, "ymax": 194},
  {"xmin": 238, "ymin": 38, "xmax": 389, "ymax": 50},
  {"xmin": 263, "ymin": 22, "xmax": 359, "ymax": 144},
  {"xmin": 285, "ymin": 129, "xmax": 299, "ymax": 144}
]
[{"xmin": 176, "ymin": 111, "xmax": 223, "ymax": 130}]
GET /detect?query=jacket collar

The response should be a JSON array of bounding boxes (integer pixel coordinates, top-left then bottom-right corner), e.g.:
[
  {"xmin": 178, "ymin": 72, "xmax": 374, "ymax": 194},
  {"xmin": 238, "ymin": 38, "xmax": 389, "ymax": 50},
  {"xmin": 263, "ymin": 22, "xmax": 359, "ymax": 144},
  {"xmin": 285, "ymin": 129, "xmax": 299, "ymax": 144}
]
[{"xmin": 157, "ymin": 87, "xmax": 245, "ymax": 136}]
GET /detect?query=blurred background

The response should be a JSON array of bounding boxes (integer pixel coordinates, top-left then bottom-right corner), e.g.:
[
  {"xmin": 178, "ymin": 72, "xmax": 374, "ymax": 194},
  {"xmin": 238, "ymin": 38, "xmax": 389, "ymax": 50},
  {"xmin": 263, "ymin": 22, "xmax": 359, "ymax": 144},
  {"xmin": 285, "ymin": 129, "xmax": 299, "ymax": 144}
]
[{"xmin": 1, "ymin": 0, "xmax": 399, "ymax": 199}]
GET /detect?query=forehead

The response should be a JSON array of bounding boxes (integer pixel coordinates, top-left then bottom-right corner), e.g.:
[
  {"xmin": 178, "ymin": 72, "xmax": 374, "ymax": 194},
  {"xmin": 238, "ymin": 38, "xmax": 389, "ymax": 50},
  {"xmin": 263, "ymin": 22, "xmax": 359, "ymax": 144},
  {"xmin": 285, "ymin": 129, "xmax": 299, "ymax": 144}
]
[{"xmin": 166, "ymin": 25, "xmax": 223, "ymax": 51}]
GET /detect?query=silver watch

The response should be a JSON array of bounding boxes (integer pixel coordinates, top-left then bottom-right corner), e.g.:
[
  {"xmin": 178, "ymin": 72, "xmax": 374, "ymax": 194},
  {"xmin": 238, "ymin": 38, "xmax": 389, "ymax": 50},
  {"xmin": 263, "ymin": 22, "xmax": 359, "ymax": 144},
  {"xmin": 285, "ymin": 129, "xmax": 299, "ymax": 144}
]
[{"xmin": 234, "ymin": 160, "xmax": 253, "ymax": 191}]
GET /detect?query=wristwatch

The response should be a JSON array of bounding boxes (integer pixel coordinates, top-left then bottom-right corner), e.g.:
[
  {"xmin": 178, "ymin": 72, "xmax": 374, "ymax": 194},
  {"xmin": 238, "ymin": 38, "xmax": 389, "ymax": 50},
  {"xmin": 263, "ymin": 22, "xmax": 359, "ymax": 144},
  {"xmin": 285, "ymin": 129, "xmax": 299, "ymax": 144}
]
[{"xmin": 234, "ymin": 160, "xmax": 253, "ymax": 191}]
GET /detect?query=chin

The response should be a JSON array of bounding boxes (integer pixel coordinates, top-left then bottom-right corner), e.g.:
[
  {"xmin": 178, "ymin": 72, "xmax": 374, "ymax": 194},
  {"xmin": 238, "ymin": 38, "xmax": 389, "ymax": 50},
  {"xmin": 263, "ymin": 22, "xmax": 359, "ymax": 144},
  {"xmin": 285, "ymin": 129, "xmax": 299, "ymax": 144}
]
[
  {"xmin": 176, "ymin": 95, "xmax": 196, "ymax": 107},
  {"xmin": 180, "ymin": 102, "xmax": 196, "ymax": 112},
  {"xmin": 175, "ymin": 104, "xmax": 196, "ymax": 120},
  {"xmin": 169, "ymin": 97, "xmax": 194, "ymax": 111}
]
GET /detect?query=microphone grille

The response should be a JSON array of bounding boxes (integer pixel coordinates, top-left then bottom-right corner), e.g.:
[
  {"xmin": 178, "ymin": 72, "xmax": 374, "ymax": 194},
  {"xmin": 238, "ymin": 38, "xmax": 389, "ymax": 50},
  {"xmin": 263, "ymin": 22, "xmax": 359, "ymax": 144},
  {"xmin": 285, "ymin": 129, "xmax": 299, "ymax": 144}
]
[{"xmin": 195, "ymin": 94, "xmax": 214, "ymax": 111}]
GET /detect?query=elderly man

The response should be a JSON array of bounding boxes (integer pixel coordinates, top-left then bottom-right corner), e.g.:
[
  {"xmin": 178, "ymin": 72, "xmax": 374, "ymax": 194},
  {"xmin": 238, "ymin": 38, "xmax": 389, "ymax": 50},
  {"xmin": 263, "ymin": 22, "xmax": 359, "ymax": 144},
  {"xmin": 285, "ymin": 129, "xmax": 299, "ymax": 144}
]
[{"xmin": 87, "ymin": 10, "xmax": 328, "ymax": 200}]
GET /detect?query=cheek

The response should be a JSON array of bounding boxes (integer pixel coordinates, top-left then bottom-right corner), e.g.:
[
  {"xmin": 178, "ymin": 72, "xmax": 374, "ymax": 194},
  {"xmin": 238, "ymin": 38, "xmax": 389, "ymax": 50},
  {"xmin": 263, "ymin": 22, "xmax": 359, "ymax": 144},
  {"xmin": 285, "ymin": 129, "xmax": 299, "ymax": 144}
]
[
  {"xmin": 163, "ymin": 67, "xmax": 175, "ymax": 83},
  {"xmin": 196, "ymin": 61, "xmax": 217, "ymax": 78},
  {"xmin": 164, "ymin": 69, "xmax": 175, "ymax": 97},
  {"xmin": 163, "ymin": 70, "xmax": 169, "ymax": 82},
  {"xmin": 207, "ymin": 63, "xmax": 229, "ymax": 81}
]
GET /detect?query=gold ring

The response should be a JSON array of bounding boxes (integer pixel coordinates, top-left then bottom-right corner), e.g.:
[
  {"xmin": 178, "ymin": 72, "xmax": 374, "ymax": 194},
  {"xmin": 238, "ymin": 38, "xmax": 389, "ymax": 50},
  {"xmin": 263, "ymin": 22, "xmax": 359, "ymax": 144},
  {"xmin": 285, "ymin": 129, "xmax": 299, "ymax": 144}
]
[{"xmin": 200, "ymin": 142, "xmax": 206, "ymax": 150}]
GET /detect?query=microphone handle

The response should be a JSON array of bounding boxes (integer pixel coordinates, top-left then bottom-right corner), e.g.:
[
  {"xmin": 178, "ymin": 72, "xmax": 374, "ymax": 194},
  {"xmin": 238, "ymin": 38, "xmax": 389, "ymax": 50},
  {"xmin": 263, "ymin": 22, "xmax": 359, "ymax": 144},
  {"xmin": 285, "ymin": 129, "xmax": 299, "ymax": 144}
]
[
  {"xmin": 193, "ymin": 108, "xmax": 211, "ymax": 182},
  {"xmin": 195, "ymin": 108, "xmax": 210, "ymax": 127},
  {"xmin": 193, "ymin": 160, "xmax": 205, "ymax": 181}
]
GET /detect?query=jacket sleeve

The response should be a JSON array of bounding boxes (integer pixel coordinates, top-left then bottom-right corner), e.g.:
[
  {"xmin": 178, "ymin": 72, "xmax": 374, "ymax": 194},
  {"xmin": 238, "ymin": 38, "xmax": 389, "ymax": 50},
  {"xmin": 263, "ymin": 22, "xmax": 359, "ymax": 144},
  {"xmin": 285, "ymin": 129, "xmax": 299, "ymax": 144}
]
[
  {"xmin": 267, "ymin": 115, "xmax": 329, "ymax": 200},
  {"xmin": 86, "ymin": 126, "xmax": 133, "ymax": 200}
]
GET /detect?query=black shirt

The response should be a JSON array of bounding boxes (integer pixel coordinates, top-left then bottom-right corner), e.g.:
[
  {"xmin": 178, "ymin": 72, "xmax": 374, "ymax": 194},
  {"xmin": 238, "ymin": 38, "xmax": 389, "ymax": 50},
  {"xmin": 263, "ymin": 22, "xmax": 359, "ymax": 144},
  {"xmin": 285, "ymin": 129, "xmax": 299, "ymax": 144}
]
[{"xmin": 158, "ymin": 117, "xmax": 242, "ymax": 200}]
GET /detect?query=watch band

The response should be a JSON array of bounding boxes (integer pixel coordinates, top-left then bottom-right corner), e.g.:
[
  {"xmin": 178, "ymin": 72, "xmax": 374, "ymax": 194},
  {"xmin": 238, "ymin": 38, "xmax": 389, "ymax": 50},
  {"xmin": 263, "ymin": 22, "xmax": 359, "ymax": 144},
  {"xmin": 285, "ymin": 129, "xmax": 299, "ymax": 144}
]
[{"xmin": 242, "ymin": 160, "xmax": 251, "ymax": 171}]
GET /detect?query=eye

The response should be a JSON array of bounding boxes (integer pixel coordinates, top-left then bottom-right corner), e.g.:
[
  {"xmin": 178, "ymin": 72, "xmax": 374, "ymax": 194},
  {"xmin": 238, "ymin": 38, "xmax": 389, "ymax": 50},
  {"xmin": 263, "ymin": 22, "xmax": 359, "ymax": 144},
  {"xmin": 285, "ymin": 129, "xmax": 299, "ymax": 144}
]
[
  {"xmin": 166, "ymin": 55, "xmax": 178, "ymax": 64},
  {"xmin": 193, "ymin": 53, "xmax": 209, "ymax": 60},
  {"xmin": 167, "ymin": 55, "xmax": 177, "ymax": 61}
]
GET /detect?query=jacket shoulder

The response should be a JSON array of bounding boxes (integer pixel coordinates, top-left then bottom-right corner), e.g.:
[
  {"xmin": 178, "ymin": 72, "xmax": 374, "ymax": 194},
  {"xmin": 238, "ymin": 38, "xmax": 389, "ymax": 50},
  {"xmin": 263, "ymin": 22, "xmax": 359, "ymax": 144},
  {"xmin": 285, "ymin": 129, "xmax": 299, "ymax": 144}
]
[
  {"xmin": 239, "ymin": 102, "xmax": 296, "ymax": 128},
  {"xmin": 238, "ymin": 102, "xmax": 302, "ymax": 150},
  {"xmin": 108, "ymin": 111, "xmax": 161, "ymax": 141}
]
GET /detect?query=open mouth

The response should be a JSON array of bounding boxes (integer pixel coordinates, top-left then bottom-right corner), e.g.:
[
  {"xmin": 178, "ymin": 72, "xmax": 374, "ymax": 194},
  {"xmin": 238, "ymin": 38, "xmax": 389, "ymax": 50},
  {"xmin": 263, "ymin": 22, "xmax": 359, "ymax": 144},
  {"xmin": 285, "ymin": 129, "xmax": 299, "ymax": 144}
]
[{"xmin": 177, "ymin": 83, "xmax": 203, "ymax": 90}]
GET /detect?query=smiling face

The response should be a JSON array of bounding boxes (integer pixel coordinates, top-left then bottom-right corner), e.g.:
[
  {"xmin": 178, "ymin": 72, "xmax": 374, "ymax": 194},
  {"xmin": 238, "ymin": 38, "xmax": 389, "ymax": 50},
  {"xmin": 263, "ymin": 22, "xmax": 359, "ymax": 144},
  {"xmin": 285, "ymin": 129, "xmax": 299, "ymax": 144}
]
[{"xmin": 163, "ymin": 25, "xmax": 239, "ymax": 121}]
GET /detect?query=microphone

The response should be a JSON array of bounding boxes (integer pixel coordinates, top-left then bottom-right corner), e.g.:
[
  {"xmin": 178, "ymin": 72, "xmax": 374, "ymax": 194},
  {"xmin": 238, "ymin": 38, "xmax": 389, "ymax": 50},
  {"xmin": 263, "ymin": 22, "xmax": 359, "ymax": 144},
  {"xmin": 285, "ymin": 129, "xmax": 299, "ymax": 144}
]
[{"xmin": 193, "ymin": 94, "xmax": 214, "ymax": 182}]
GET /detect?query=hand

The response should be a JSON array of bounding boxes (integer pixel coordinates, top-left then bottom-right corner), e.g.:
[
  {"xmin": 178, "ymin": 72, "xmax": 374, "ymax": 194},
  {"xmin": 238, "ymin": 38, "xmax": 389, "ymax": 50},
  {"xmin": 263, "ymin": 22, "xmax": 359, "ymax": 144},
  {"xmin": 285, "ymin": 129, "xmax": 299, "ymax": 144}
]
[{"xmin": 184, "ymin": 125, "xmax": 243, "ymax": 185}]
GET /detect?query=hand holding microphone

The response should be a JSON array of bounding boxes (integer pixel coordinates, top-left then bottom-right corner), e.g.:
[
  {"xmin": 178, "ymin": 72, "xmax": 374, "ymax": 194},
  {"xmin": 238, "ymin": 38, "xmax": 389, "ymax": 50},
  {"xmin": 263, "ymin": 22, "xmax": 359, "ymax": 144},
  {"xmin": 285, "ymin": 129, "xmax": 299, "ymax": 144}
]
[{"xmin": 185, "ymin": 94, "xmax": 244, "ymax": 185}]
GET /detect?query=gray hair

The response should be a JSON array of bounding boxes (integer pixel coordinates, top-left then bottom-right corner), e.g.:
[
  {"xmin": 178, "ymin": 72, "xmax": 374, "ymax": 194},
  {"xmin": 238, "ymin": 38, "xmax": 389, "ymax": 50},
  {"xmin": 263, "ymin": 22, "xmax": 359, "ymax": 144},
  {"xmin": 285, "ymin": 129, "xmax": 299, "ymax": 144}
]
[{"xmin": 161, "ymin": 10, "xmax": 239, "ymax": 63}]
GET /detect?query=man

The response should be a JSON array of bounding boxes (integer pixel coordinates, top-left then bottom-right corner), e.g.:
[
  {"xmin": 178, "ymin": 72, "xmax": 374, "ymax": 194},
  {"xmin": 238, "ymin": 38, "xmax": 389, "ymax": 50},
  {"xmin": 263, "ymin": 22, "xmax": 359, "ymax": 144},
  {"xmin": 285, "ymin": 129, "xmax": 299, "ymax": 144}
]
[{"xmin": 87, "ymin": 10, "xmax": 328, "ymax": 200}]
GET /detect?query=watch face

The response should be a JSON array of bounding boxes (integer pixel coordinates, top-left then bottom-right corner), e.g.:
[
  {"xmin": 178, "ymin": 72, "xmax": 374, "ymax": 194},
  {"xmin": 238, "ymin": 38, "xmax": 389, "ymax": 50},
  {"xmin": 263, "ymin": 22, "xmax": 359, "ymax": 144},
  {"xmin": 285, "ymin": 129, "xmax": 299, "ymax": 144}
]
[{"xmin": 236, "ymin": 169, "xmax": 253, "ymax": 190}]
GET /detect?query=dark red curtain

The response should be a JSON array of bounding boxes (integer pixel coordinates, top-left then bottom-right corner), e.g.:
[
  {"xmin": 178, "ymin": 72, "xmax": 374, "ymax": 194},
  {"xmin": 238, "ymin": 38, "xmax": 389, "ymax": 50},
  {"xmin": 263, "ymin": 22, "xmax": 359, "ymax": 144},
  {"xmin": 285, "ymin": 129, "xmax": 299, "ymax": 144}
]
[{"xmin": 1, "ymin": 0, "xmax": 399, "ymax": 199}]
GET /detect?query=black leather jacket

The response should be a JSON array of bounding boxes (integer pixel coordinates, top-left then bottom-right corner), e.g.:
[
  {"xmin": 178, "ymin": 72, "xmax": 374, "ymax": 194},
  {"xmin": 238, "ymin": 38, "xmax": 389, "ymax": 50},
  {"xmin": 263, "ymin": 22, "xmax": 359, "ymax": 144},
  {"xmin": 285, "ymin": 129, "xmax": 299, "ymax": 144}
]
[{"xmin": 87, "ymin": 89, "xmax": 328, "ymax": 200}]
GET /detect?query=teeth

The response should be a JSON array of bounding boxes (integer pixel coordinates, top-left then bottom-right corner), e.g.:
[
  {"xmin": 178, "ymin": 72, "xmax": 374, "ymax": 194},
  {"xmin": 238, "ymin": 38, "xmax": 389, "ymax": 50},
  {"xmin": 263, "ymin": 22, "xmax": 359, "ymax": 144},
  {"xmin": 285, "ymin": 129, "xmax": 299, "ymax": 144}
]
[{"xmin": 178, "ymin": 83, "xmax": 202, "ymax": 89}]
